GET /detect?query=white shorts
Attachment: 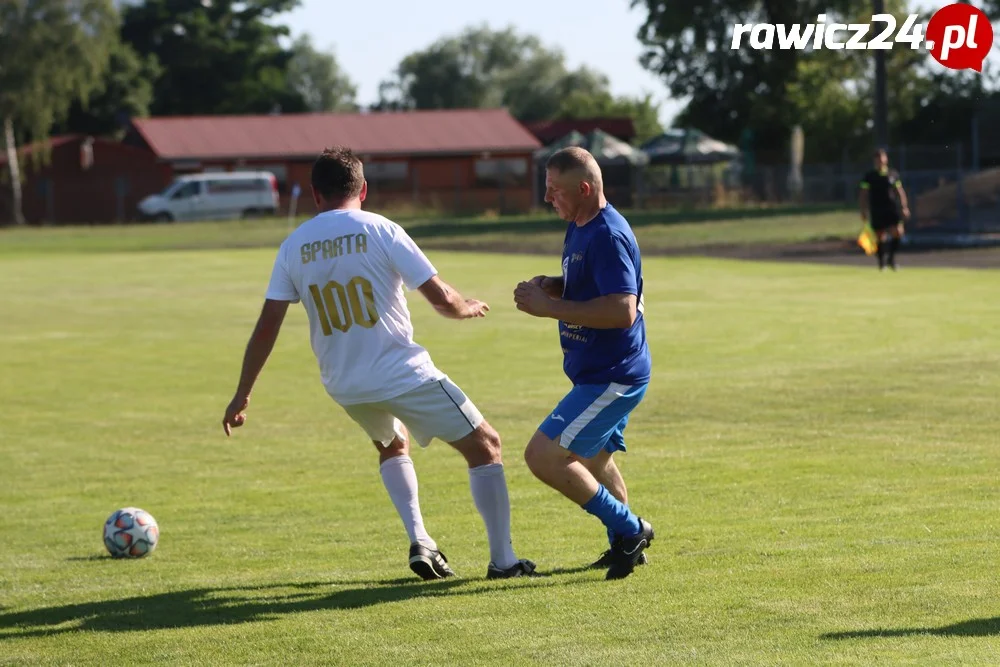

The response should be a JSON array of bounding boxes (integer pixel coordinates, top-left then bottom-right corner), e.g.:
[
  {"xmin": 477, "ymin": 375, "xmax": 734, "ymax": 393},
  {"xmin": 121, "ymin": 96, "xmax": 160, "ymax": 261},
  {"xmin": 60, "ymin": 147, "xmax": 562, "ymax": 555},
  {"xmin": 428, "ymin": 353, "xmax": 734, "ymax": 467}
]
[{"xmin": 340, "ymin": 376, "xmax": 484, "ymax": 449}]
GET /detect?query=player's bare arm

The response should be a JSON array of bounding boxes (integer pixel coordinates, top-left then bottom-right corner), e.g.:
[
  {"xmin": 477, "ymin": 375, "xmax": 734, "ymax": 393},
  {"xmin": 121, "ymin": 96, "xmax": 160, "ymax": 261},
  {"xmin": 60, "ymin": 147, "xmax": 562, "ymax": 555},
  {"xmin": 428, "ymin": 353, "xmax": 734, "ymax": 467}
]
[
  {"xmin": 222, "ymin": 298, "xmax": 290, "ymax": 435},
  {"xmin": 858, "ymin": 188, "xmax": 869, "ymax": 221},
  {"xmin": 514, "ymin": 281, "xmax": 636, "ymax": 329},
  {"xmin": 896, "ymin": 183, "xmax": 910, "ymax": 219},
  {"xmin": 418, "ymin": 275, "xmax": 489, "ymax": 319}
]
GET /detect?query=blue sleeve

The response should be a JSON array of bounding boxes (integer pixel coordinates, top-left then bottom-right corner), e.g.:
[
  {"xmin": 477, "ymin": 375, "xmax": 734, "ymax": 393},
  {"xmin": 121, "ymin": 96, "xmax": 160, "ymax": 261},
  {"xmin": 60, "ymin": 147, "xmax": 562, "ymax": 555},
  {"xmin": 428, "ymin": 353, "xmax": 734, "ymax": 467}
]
[{"xmin": 591, "ymin": 232, "xmax": 638, "ymax": 297}]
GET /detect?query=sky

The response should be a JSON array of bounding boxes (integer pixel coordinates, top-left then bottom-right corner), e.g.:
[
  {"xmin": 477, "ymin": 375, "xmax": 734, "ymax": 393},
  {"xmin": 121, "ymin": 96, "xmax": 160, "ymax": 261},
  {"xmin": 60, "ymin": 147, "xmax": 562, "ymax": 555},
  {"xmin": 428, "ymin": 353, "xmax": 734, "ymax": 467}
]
[{"xmin": 281, "ymin": 0, "xmax": 684, "ymax": 125}]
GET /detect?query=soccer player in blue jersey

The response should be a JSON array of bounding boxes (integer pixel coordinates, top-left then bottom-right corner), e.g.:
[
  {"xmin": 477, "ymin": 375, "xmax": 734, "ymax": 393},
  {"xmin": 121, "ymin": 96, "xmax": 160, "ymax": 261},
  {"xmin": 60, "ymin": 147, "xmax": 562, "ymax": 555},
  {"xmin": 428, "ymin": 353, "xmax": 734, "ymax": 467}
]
[{"xmin": 513, "ymin": 146, "xmax": 653, "ymax": 580}]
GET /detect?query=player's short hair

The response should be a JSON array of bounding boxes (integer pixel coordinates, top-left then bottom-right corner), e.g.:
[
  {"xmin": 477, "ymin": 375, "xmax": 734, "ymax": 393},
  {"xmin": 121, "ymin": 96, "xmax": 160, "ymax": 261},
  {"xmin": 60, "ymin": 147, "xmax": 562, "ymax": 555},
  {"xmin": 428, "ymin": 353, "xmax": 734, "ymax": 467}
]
[
  {"xmin": 546, "ymin": 147, "xmax": 603, "ymax": 190},
  {"xmin": 874, "ymin": 148, "xmax": 888, "ymax": 158},
  {"xmin": 312, "ymin": 146, "xmax": 364, "ymax": 201}
]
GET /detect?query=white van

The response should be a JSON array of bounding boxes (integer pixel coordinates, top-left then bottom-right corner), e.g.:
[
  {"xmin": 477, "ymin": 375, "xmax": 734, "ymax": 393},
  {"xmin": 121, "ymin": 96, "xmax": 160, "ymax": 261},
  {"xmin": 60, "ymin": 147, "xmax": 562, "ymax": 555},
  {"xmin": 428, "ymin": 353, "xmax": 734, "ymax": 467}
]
[{"xmin": 138, "ymin": 172, "xmax": 280, "ymax": 222}]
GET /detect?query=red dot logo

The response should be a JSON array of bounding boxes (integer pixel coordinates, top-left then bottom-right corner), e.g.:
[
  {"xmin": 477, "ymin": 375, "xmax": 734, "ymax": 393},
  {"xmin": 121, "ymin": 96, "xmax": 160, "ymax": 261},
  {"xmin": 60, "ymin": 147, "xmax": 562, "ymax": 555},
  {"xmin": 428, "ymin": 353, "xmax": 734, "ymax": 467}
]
[{"xmin": 926, "ymin": 3, "xmax": 994, "ymax": 72}]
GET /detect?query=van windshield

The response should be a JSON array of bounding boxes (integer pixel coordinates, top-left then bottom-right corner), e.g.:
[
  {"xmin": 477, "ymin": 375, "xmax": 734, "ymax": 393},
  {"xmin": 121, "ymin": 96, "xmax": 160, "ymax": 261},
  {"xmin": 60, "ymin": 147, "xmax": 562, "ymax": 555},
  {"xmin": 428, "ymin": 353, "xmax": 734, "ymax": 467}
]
[
  {"xmin": 161, "ymin": 180, "xmax": 202, "ymax": 199},
  {"xmin": 160, "ymin": 179, "xmax": 186, "ymax": 197}
]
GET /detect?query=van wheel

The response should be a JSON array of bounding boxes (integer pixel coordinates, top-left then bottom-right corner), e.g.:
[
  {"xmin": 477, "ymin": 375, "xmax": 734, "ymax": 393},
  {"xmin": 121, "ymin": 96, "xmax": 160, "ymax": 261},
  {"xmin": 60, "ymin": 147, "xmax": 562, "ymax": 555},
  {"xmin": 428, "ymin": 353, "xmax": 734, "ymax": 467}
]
[
  {"xmin": 154, "ymin": 212, "xmax": 173, "ymax": 223},
  {"xmin": 241, "ymin": 208, "xmax": 259, "ymax": 219}
]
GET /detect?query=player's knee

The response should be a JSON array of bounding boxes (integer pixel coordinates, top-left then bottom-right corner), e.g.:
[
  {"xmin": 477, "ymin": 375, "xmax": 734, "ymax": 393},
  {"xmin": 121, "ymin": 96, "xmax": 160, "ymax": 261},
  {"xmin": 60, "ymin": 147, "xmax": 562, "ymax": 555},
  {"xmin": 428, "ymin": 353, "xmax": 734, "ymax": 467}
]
[
  {"xmin": 373, "ymin": 435, "xmax": 408, "ymax": 463},
  {"xmin": 453, "ymin": 422, "xmax": 502, "ymax": 467},
  {"xmin": 523, "ymin": 434, "xmax": 555, "ymax": 476},
  {"xmin": 473, "ymin": 424, "xmax": 502, "ymax": 465},
  {"xmin": 523, "ymin": 441, "xmax": 540, "ymax": 474}
]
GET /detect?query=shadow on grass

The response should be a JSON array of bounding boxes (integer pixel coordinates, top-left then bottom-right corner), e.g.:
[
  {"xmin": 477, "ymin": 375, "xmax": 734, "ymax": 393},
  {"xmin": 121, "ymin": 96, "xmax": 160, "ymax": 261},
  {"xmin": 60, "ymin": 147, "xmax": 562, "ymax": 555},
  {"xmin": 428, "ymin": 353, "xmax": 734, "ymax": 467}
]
[
  {"xmin": 0, "ymin": 568, "xmax": 592, "ymax": 639},
  {"xmin": 822, "ymin": 617, "xmax": 1000, "ymax": 640}
]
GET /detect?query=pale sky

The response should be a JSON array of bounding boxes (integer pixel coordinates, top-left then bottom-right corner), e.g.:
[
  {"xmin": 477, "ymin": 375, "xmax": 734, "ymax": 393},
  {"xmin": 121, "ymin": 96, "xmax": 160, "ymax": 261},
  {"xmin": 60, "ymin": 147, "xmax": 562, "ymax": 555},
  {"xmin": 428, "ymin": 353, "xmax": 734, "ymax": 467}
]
[{"xmin": 282, "ymin": 0, "xmax": 684, "ymax": 125}]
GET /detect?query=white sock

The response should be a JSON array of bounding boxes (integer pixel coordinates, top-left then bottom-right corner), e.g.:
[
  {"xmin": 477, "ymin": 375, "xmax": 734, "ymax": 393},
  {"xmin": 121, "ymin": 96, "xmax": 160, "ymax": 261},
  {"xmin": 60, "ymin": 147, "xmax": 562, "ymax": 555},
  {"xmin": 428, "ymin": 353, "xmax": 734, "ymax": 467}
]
[
  {"xmin": 469, "ymin": 463, "xmax": 518, "ymax": 569},
  {"xmin": 379, "ymin": 456, "xmax": 436, "ymax": 551}
]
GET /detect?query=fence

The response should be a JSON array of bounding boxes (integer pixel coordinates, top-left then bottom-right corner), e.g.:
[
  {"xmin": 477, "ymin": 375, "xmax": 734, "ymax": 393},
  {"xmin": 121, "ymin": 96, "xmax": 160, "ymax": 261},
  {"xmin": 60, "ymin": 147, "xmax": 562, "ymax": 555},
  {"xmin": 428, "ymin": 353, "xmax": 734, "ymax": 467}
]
[
  {"xmin": 3, "ymin": 140, "xmax": 1000, "ymax": 235},
  {"xmin": 599, "ymin": 143, "xmax": 1000, "ymax": 241}
]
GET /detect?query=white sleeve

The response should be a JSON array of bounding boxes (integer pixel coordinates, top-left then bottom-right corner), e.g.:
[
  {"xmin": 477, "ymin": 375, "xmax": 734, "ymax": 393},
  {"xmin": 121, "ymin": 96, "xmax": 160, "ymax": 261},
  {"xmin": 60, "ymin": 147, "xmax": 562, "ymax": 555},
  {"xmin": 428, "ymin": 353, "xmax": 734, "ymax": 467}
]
[
  {"xmin": 264, "ymin": 243, "xmax": 300, "ymax": 303},
  {"xmin": 389, "ymin": 226, "xmax": 437, "ymax": 290}
]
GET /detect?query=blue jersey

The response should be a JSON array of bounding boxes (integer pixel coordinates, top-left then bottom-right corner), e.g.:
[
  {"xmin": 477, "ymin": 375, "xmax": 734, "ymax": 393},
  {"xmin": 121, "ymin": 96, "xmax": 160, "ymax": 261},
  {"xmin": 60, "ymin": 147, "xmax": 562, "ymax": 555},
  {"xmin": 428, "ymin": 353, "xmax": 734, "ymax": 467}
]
[{"xmin": 558, "ymin": 203, "xmax": 651, "ymax": 386}]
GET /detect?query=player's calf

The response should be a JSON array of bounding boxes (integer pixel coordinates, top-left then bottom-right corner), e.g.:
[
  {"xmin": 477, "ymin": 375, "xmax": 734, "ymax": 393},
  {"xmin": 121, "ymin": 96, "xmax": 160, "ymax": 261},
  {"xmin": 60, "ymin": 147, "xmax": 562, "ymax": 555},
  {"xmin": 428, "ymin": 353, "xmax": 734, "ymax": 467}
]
[{"xmin": 450, "ymin": 421, "xmax": 530, "ymax": 575}]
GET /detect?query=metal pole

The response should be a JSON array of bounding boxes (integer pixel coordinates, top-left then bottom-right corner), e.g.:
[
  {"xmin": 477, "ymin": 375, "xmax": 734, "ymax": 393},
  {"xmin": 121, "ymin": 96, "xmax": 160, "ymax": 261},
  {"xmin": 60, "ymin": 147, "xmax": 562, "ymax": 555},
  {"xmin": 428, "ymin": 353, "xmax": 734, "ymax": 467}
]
[
  {"xmin": 971, "ymin": 115, "xmax": 980, "ymax": 171},
  {"xmin": 873, "ymin": 0, "xmax": 889, "ymax": 149}
]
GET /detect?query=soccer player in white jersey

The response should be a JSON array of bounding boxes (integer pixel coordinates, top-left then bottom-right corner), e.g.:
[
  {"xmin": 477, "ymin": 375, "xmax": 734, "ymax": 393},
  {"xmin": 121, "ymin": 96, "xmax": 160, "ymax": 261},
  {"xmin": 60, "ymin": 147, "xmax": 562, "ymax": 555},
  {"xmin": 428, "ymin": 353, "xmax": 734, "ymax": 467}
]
[{"xmin": 222, "ymin": 147, "xmax": 536, "ymax": 580}]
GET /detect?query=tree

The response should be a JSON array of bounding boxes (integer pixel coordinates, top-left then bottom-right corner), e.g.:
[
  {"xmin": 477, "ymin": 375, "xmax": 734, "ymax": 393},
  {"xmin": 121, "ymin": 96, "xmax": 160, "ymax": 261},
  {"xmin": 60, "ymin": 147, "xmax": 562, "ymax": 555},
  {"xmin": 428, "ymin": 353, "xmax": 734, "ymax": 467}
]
[
  {"xmin": 0, "ymin": 0, "xmax": 118, "ymax": 225},
  {"xmin": 633, "ymin": 0, "xmax": 958, "ymax": 163},
  {"xmin": 120, "ymin": 0, "xmax": 307, "ymax": 116},
  {"xmin": 58, "ymin": 40, "xmax": 161, "ymax": 138},
  {"xmin": 896, "ymin": 67, "xmax": 1000, "ymax": 164},
  {"xmin": 633, "ymin": 0, "xmax": 868, "ymax": 162},
  {"xmin": 375, "ymin": 25, "xmax": 611, "ymax": 122},
  {"xmin": 286, "ymin": 35, "xmax": 358, "ymax": 112},
  {"xmin": 502, "ymin": 61, "xmax": 611, "ymax": 123},
  {"xmin": 556, "ymin": 92, "xmax": 664, "ymax": 144}
]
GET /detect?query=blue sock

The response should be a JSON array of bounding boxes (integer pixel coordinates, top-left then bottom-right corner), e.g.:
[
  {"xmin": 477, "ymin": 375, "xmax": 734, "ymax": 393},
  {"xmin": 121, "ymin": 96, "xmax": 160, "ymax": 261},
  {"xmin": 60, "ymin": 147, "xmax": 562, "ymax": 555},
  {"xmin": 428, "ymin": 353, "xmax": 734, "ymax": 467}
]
[
  {"xmin": 606, "ymin": 504, "xmax": 629, "ymax": 546},
  {"xmin": 583, "ymin": 485, "xmax": 641, "ymax": 539}
]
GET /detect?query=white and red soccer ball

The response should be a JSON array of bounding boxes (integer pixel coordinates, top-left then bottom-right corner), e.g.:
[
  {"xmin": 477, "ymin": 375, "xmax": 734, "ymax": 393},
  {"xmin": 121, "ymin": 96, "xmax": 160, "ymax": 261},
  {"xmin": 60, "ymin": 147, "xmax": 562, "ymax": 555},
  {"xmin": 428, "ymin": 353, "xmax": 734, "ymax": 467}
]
[{"xmin": 103, "ymin": 507, "xmax": 159, "ymax": 558}]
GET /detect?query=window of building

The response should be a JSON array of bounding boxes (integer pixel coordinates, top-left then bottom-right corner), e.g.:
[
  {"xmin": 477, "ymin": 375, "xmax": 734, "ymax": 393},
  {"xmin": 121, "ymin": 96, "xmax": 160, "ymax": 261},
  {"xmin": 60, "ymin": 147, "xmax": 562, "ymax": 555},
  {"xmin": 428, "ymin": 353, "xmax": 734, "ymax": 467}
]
[
  {"xmin": 474, "ymin": 158, "xmax": 528, "ymax": 187},
  {"xmin": 365, "ymin": 161, "xmax": 409, "ymax": 190}
]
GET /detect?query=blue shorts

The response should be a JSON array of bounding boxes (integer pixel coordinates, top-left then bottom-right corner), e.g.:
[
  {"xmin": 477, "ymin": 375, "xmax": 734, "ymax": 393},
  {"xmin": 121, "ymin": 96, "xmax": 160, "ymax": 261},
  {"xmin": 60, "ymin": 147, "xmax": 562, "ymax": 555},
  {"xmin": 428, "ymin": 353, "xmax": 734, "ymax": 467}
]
[{"xmin": 539, "ymin": 382, "xmax": 648, "ymax": 459}]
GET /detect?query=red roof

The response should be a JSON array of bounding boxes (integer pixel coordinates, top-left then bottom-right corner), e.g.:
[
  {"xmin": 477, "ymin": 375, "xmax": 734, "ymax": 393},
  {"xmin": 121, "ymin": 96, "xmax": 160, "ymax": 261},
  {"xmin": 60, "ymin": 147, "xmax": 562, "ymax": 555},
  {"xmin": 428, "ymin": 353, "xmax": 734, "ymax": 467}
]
[
  {"xmin": 0, "ymin": 134, "xmax": 82, "ymax": 166},
  {"xmin": 130, "ymin": 109, "xmax": 542, "ymax": 161},
  {"xmin": 526, "ymin": 118, "xmax": 637, "ymax": 145}
]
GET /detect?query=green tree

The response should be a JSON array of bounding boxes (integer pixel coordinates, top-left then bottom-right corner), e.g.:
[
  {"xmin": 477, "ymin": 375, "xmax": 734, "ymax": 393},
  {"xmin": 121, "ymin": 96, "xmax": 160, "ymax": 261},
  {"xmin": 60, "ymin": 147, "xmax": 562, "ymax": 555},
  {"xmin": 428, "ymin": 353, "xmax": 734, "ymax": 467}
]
[
  {"xmin": 286, "ymin": 35, "xmax": 358, "ymax": 112},
  {"xmin": 375, "ymin": 25, "xmax": 611, "ymax": 122},
  {"xmin": 59, "ymin": 40, "xmax": 161, "ymax": 138},
  {"xmin": 633, "ymin": 0, "xmax": 867, "ymax": 162},
  {"xmin": 0, "ymin": 0, "xmax": 119, "ymax": 225},
  {"xmin": 556, "ymin": 92, "xmax": 664, "ymax": 144},
  {"xmin": 896, "ymin": 68, "xmax": 1000, "ymax": 161},
  {"xmin": 634, "ymin": 0, "xmax": 956, "ymax": 163},
  {"xmin": 120, "ymin": 0, "xmax": 306, "ymax": 115}
]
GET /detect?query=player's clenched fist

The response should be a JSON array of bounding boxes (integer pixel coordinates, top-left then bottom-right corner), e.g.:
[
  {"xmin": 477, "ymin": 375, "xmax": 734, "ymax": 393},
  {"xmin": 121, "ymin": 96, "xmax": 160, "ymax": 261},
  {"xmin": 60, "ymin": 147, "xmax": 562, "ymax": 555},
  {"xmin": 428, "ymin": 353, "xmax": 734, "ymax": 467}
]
[{"xmin": 513, "ymin": 281, "xmax": 552, "ymax": 318}]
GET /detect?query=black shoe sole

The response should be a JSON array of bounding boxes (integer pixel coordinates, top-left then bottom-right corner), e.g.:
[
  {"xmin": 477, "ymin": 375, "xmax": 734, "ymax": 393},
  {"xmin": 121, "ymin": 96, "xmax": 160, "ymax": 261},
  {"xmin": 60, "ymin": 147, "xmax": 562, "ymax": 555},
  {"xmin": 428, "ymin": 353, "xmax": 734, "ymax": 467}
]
[
  {"xmin": 409, "ymin": 555, "xmax": 452, "ymax": 580},
  {"xmin": 590, "ymin": 551, "xmax": 648, "ymax": 570},
  {"xmin": 486, "ymin": 559, "xmax": 539, "ymax": 579}
]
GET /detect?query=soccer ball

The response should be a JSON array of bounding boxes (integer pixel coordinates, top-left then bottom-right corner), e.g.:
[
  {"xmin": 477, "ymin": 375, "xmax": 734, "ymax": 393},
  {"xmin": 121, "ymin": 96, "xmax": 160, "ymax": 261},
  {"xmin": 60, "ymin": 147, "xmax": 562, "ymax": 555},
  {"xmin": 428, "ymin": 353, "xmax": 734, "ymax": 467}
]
[{"xmin": 103, "ymin": 507, "xmax": 159, "ymax": 558}]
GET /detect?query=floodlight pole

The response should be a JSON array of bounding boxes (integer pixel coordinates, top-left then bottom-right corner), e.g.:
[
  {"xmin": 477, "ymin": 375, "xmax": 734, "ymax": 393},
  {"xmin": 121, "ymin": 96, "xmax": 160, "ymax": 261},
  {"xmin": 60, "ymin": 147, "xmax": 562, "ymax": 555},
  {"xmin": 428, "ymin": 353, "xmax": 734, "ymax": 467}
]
[{"xmin": 873, "ymin": 0, "xmax": 889, "ymax": 149}]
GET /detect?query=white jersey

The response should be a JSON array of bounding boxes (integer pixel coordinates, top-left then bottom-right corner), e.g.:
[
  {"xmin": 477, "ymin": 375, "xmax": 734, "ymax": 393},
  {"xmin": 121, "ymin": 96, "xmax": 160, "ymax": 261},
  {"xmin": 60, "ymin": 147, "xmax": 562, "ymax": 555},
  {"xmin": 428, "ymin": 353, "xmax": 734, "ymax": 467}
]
[{"xmin": 265, "ymin": 208, "xmax": 444, "ymax": 405}]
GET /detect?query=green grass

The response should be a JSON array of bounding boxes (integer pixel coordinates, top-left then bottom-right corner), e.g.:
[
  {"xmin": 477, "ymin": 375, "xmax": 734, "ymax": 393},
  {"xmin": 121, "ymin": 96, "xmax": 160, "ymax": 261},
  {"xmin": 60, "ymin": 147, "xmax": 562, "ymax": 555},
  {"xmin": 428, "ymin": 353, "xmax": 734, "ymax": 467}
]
[
  {"xmin": 1, "ymin": 232, "xmax": 999, "ymax": 664},
  {"xmin": 0, "ymin": 204, "xmax": 857, "ymax": 258}
]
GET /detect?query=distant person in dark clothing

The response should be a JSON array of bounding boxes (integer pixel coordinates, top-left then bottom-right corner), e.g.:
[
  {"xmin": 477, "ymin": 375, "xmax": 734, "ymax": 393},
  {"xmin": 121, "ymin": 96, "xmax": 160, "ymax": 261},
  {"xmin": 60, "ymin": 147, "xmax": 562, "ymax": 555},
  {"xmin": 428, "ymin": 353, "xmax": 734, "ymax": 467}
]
[{"xmin": 859, "ymin": 149, "xmax": 910, "ymax": 270}]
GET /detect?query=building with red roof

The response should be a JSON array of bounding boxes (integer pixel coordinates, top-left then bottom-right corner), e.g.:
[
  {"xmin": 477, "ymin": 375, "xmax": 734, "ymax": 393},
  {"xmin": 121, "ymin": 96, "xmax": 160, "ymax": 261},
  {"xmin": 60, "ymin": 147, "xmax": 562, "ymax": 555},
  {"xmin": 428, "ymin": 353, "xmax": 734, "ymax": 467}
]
[
  {"xmin": 0, "ymin": 134, "xmax": 171, "ymax": 224},
  {"xmin": 1, "ymin": 109, "xmax": 543, "ymax": 224},
  {"xmin": 124, "ymin": 108, "xmax": 543, "ymax": 217}
]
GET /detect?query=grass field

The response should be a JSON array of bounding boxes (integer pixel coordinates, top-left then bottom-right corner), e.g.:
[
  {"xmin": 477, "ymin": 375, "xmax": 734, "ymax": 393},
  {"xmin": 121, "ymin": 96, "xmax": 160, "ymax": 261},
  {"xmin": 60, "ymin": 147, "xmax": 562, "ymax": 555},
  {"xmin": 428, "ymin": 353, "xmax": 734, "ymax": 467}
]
[
  {"xmin": 1, "ymin": 214, "xmax": 999, "ymax": 665},
  {"xmin": 0, "ymin": 204, "xmax": 857, "ymax": 258}
]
